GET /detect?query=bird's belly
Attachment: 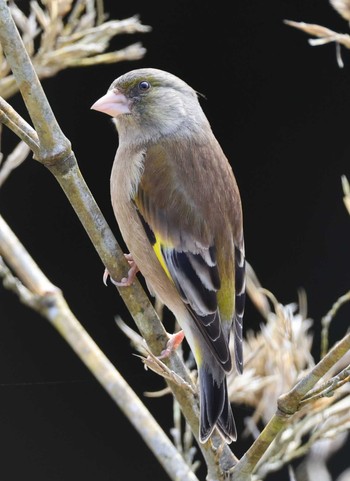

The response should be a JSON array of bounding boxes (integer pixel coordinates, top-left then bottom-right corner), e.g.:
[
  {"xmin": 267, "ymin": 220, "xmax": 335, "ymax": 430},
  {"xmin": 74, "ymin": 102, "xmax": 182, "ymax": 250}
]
[
  {"xmin": 112, "ymin": 191, "xmax": 187, "ymax": 314},
  {"xmin": 110, "ymin": 154, "xmax": 196, "ymax": 347}
]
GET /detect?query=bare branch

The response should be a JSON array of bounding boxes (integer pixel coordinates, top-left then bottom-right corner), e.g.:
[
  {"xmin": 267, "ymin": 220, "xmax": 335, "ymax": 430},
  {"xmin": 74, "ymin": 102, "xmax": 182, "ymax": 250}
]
[
  {"xmin": 0, "ymin": 140, "xmax": 30, "ymax": 187},
  {"xmin": 0, "ymin": 215, "xmax": 199, "ymax": 481},
  {"xmin": 279, "ymin": 332, "xmax": 350, "ymax": 414},
  {"xmin": 300, "ymin": 364, "xmax": 350, "ymax": 406},
  {"xmin": 0, "ymin": 96, "xmax": 39, "ymax": 154},
  {"xmin": 0, "ymin": 214, "xmax": 57, "ymax": 295}
]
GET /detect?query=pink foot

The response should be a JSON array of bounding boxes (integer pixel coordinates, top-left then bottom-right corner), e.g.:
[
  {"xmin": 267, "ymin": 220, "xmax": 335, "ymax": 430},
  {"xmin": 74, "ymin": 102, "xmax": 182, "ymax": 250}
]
[
  {"xmin": 103, "ymin": 253, "xmax": 139, "ymax": 287},
  {"xmin": 158, "ymin": 330, "xmax": 185, "ymax": 359}
]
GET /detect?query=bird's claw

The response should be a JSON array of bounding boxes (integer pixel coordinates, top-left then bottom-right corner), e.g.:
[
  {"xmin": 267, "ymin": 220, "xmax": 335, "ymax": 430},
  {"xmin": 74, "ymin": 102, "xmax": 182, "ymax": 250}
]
[
  {"xmin": 103, "ymin": 253, "xmax": 139, "ymax": 287},
  {"xmin": 103, "ymin": 268, "xmax": 110, "ymax": 286},
  {"xmin": 158, "ymin": 330, "xmax": 185, "ymax": 359}
]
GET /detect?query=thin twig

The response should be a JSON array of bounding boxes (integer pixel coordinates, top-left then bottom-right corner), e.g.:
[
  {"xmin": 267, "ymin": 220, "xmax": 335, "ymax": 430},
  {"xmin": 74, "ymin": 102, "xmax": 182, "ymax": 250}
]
[
  {"xmin": 321, "ymin": 291, "xmax": 350, "ymax": 358},
  {"xmin": 0, "ymin": 214, "xmax": 58, "ymax": 295},
  {"xmin": 0, "ymin": 140, "xmax": 30, "ymax": 187},
  {"xmin": 299, "ymin": 364, "xmax": 350, "ymax": 406},
  {"xmin": 0, "ymin": 97, "xmax": 39, "ymax": 154}
]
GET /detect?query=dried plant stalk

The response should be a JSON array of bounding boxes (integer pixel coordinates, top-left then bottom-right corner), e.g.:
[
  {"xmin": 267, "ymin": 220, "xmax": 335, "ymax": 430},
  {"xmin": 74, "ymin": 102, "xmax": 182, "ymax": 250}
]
[
  {"xmin": 330, "ymin": 0, "xmax": 350, "ymax": 21},
  {"xmin": 0, "ymin": 0, "xmax": 151, "ymax": 99}
]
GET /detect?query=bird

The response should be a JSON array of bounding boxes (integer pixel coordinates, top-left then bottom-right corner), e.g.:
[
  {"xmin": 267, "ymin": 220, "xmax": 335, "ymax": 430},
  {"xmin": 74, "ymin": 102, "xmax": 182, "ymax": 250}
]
[{"xmin": 91, "ymin": 68, "xmax": 245, "ymax": 444}]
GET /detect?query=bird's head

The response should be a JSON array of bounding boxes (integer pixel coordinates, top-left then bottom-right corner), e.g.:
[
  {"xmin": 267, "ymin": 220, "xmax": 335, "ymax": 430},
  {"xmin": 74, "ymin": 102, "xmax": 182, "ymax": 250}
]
[{"xmin": 91, "ymin": 68, "xmax": 209, "ymax": 144}]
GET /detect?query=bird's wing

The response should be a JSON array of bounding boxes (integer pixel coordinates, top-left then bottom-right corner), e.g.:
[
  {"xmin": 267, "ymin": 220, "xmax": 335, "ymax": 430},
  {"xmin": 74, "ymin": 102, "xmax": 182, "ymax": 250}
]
[{"xmin": 134, "ymin": 140, "xmax": 243, "ymax": 372}]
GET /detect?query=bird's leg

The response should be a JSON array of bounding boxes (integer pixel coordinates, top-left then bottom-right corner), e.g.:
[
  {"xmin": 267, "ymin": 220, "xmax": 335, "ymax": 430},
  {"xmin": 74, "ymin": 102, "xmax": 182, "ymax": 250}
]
[
  {"xmin": 103, "ymin": 253, "xmax": 139, "ymax": 287},
  {"xmin": 158, "ymin": 330, "xmax": 185, "ymax": 359}
]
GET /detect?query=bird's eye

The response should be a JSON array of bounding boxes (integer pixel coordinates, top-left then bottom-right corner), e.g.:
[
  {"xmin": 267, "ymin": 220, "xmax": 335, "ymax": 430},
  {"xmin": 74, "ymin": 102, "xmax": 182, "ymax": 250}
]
[{"xmin": 138, "ymin": 80, "xmax": 151, "ymax": 91}]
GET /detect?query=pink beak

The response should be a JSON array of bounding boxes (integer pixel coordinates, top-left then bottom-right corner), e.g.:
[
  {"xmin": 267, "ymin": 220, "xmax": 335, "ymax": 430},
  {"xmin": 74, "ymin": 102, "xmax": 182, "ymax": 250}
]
[{"xmin": 91, "ymin": 89, "xmax": 131, "ymax": 117}]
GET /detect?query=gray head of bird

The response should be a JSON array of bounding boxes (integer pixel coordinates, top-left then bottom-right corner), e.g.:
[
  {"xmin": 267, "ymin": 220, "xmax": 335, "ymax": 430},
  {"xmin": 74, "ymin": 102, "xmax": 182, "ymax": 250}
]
[{"xmin": 91, "ymin": 68, "xmax": 210, "ymax": 145}]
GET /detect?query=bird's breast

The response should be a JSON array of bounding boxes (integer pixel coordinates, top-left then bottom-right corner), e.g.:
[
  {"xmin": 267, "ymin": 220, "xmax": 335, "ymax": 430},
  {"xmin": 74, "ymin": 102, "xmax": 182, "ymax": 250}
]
[
  {"xmin": 110, "ymin": 148, "xmax": 186, "ymax": 318},
  {"xmin": 110, "ymin": 148, "xmax": 145, "ymax": 248}
]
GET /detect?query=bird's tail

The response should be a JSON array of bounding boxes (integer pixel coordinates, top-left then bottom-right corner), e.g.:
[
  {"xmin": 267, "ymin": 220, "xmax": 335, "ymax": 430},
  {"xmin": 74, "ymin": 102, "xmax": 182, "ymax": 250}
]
[{"xmin": 199, "ymin": 367, "xmax": 236, "ymax": 444}]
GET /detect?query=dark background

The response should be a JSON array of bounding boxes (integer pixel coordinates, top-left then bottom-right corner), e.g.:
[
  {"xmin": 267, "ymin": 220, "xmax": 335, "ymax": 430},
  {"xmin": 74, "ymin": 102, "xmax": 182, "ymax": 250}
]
[{"xmin": 1, "ymin": 0, "xmax": 349, "ymax": 480}]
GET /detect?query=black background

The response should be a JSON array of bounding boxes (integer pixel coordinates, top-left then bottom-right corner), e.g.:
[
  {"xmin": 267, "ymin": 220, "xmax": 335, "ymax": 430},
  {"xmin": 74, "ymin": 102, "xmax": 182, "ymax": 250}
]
[{"xmin": 1, "ymin": 1, "xmax": 350, "ymax": 480}]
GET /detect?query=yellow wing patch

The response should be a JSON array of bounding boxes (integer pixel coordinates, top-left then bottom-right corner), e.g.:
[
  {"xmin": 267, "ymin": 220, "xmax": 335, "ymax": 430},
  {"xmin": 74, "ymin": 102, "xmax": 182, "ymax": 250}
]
[
  {"xmin": 217, "ymin": 284, "xmax": 235, "ymax": 321},
  {"xmin": 193, "ymin": 339, "xmax": 203, "ymax": 366},
  {"xmin": 152, "ymin": 235, "xmax": 173, "ymax": 281}
]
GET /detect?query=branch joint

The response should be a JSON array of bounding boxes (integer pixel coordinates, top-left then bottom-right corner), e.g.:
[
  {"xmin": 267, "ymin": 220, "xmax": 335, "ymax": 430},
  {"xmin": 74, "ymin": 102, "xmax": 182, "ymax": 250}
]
[{"xmin": 40, "ymin": 148, "xmax": 76, "ymax": 175}]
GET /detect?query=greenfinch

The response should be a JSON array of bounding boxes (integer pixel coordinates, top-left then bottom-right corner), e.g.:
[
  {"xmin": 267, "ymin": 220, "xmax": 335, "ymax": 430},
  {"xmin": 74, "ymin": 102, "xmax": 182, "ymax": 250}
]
[{"xmin": 91, "ymin": 68, "xmax": 245, "ymax": 444}]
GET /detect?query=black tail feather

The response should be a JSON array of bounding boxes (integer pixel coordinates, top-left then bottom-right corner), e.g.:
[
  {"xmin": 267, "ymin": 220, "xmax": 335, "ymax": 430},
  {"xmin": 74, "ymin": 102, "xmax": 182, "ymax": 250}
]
[
  {"xmin": 216, "ymin": 381, "xmax": 237, "ymax": 442},
  {"xmin": 199, "ymin": 367, "xmax": 236, "ymax": 444}
]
